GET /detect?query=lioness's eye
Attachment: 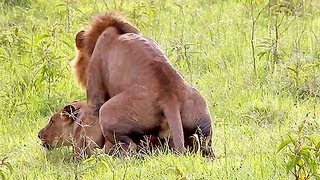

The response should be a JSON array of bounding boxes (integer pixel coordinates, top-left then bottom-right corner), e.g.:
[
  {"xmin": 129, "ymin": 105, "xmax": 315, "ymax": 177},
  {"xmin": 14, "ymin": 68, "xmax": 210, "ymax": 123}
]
[{"xmin": 49, "ymin": 118, "xmax": 53, "ymax": 124}]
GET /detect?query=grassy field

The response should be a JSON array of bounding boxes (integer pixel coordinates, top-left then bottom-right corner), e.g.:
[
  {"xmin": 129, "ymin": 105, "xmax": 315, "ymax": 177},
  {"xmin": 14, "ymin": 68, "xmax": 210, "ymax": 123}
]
[{"xmin": 0, "ymin": 0, "xmax": 320, "ymax": 179}]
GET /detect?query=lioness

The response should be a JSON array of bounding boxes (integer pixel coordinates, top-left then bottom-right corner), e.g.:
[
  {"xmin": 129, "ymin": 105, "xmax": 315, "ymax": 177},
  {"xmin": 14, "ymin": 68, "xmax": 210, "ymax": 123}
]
[
  {"xmin": 74, "ymin": 12, "xmax": 214, "ymax": 156},
  {"xmin": 38, "ymin": 101, "xmax": 105, "ymax": 159},
  {"xmin": 38, "ymin": 101, "xmax": 167, "ymax": 159}
]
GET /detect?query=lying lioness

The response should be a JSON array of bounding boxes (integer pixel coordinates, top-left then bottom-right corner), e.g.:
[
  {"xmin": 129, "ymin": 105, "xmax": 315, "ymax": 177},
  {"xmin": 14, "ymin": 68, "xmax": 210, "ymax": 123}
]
[{"xmin": 38, "ymin": 101, "xmax": 168, "ymax": 159}]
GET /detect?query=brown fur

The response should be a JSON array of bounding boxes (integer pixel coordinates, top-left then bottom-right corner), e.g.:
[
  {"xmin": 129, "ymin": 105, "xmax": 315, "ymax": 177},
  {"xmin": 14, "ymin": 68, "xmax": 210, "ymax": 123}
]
[
  {"xmin": 38, "ymin": 101, "xmax": 168, "ymax": 159},
  {"xmin": 74, "ymin": 12, "xmax": 214, "ymax": 157},
  {"xmin": 38, "ymin": 102, "xmax": 105, "ymax": 159},
  {"xmin": 73, "ymin": 12, "xmax": 140, "ymax": 88}
]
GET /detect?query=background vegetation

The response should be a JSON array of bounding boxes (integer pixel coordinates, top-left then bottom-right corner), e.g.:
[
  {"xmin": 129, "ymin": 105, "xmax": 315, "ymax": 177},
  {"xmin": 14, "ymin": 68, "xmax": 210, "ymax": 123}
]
[{"xmin": 0, "ymin": 0, "xmax": 319, "ymax": 179}]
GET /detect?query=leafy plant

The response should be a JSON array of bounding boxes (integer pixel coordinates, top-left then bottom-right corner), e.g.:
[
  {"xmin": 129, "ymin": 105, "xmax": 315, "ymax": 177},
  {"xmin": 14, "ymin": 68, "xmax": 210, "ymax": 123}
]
[{"xmin": 277, "ymin": 120, "xmax": 320, "ymax": 180}]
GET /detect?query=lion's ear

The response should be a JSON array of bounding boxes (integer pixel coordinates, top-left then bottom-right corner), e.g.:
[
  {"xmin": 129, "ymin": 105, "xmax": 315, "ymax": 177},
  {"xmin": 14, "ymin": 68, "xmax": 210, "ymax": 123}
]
[
  {"xmin": 117, "ymin": 22, "xmax": 140, "ymax": 34},
  {"xmin": 75, "ymin": 30, "xmax": 85, "ymax": 49},
  {"xmin": 62, "ymin": 105, "xmax": 79, "ymax": 121}
]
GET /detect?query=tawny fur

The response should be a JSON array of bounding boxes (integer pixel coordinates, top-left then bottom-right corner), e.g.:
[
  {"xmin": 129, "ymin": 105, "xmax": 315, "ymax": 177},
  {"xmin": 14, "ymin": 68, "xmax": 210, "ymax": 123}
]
[
  {"xmin": 38, "ymin": 101, "xmax": 169, "ymax": 158},
  {"xmin": 72, "ymin": 12, "xmax": 140, "ymax": 88},
  {"xmin": 73, "ymin": 12, "xmax": 214, "ymax": 157},
  {"xmin": 38, "ymin": 102, "xmax": 105, "ymax": 159}
]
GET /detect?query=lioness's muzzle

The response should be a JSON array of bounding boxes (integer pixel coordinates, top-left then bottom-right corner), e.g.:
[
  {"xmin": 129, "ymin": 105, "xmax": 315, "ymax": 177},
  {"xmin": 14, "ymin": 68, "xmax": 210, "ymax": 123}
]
[{"xmin": 42, "ymin": 142, "xmax": 53, "ymax": 150}]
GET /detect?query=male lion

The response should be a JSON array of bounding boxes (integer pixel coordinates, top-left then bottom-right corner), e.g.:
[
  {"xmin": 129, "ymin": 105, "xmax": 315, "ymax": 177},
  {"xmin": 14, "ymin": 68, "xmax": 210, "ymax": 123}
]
[{"xmin": 74, "ymin": 12, "xmax": 214, "ymax": 157}]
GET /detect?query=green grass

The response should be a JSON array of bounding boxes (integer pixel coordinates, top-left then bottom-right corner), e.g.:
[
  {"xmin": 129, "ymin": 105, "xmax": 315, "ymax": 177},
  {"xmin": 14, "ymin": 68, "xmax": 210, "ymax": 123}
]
[{"xmin": 0, "ymin": 0, "xmax": 320, "ymax": 179}]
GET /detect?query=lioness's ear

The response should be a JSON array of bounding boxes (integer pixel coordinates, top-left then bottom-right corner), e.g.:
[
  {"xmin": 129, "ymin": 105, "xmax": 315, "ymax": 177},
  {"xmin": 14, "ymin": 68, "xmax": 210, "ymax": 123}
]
[
  {"xmin": 75, "ymin": 30, "xmax": 85, "ymax": 50},
  {"xmin": 62, "ymin": 105, "xmax": 79, "ymax": 121},
  {"xmin": 117, "ymin": 22, "xmax": 140, "ymax": 34}
]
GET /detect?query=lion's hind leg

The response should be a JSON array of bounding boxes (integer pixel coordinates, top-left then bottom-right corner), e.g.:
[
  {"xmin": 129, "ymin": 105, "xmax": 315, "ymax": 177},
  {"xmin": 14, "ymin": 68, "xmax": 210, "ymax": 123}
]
[
  {"xmin": 159, "ymin": 96, "xmax": 185, "ymax": 153},
  {"xmin": 98, "ymin": 94, "xmax": 141, "ymax": 156}
]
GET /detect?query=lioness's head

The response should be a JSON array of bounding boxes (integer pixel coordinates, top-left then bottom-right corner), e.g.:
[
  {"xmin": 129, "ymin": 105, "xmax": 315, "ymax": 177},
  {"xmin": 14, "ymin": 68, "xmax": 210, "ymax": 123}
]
[{"xmin": 38, "ymin": 102, "xmax": 86, "ymax": 150}]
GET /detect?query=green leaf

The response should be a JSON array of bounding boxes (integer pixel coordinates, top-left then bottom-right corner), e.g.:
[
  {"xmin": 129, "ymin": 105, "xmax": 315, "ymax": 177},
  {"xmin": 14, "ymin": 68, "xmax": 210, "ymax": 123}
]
[
  {"xmin": 286, "ymin": 157, "xmax": 298, "ymax": 174},
  {"xmin": 305, "ymin": 134, "xmax": 320, "ymax": 145},
  {"xmin": 100, "ymin": 160, "xmax": 109, "ymax": 171},
  {"xmin": 287, "ymin": 134, "xmax": 297, "ymax": 146},
  {"xmin": 312, "ymin": 163, "xmax": 318, "ymax": 174},
  {"xmin": 258, "ymin": 51, "xmax": 267, "ymax": 59},
  {"xmin": 286, "ymin": 66, "xmax": 298, "ymax": 74},
  {"xmin": 168, "ymin": 167, "xmax": 184, "ymax": 177},
  {"xmin": 286, "ymin": 153, "xmax": 295, "ymax": 159},
  {"xmin": 301, "ymin": 155, "xmax": 312, "ymax": 169},
  {"xmin": 300, "ymin": 149, "xmax": 312, "ymax": 159},
  {"xmin": 55, "ymin": 3, "xmax": 65, "ymax": 8},
  {"xmin": 277, "ymin": 138, "xmax": 292, "ymax": 153},
  {"xmin": 34, "ymin": 34, "xmax": 50, "ymax": 44},
  {"xmin": 301, "ymin": 145, "xmax": 315, "ymax": 151},
  {"xmin": 83, "ymin": 156, "xmax": 94, "ymax": 164}
]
